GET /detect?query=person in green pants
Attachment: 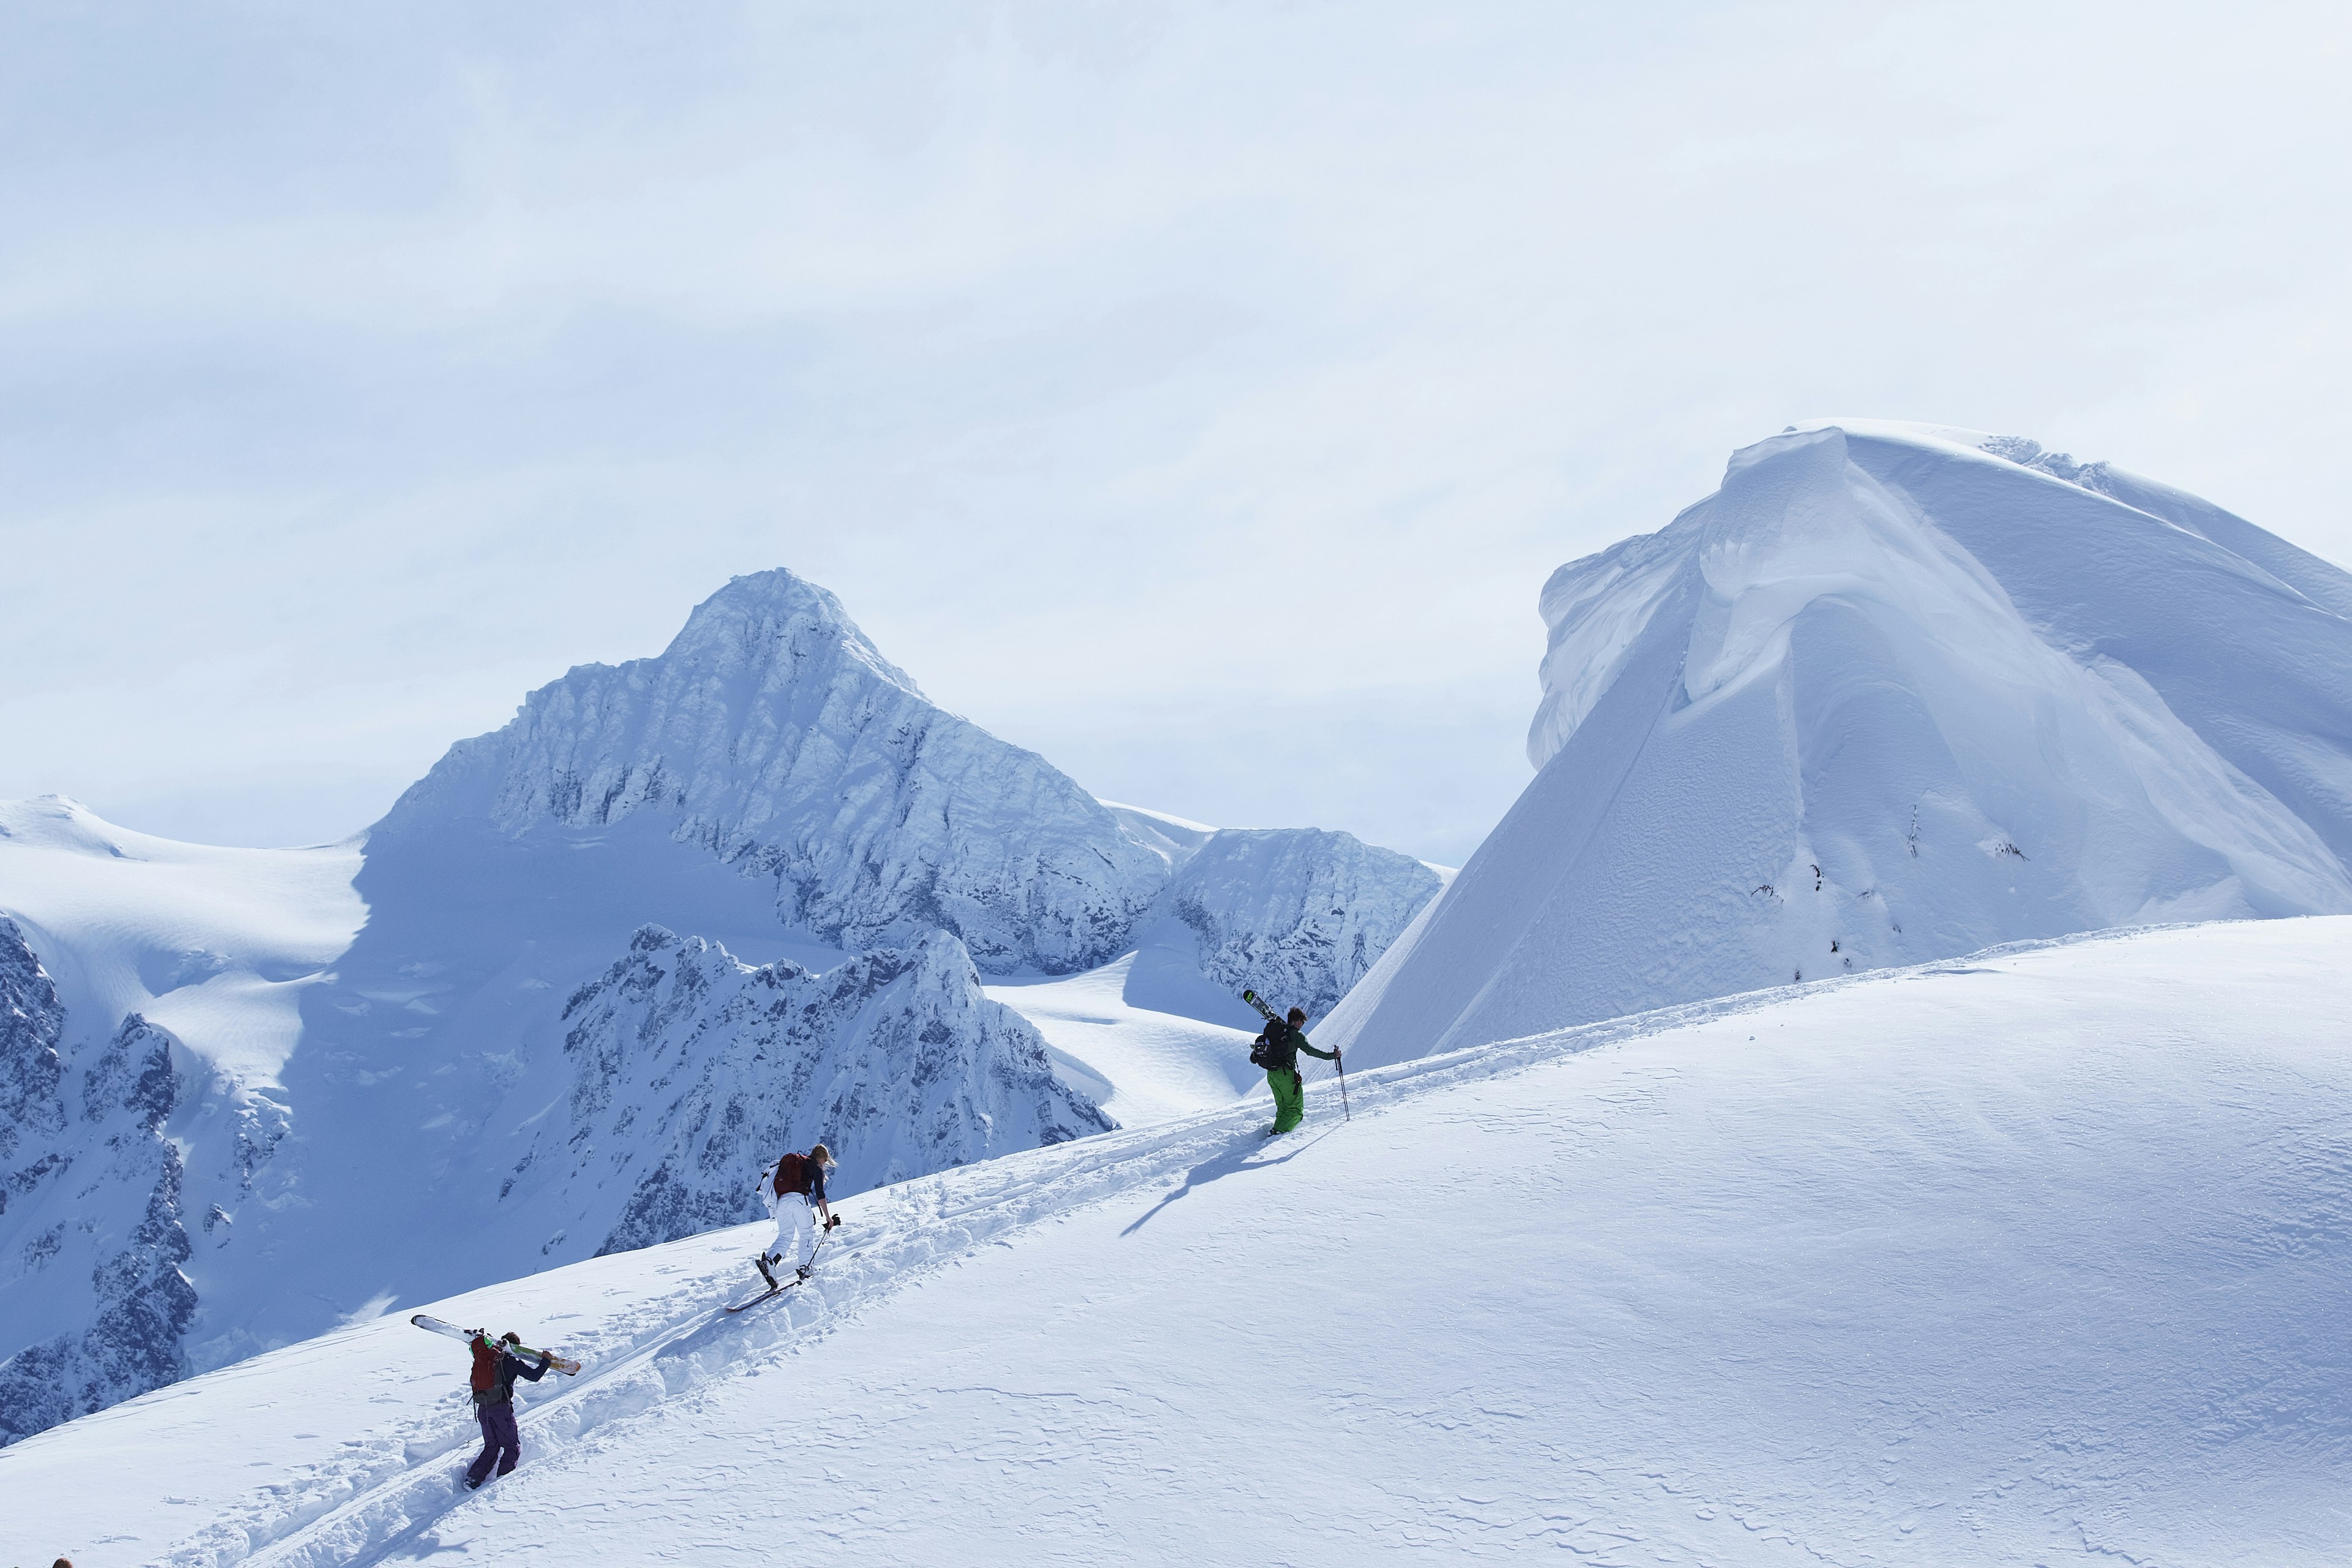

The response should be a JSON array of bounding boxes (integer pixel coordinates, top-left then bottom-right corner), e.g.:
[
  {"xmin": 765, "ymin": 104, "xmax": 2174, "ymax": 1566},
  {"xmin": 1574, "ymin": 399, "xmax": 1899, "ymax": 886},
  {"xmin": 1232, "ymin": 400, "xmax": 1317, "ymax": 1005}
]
[{"xmin": 1256, "ymin": 1005, "xmax": 1339, "ymax": 1135}]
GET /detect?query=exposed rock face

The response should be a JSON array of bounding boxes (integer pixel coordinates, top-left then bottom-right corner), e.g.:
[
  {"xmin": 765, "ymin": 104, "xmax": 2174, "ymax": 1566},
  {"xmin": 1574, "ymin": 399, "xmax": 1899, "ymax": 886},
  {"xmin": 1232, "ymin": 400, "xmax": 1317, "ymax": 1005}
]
[
  {"xmin": 1158, "ymin": 830, "xmax": 1443, "ymax": 1020},
  {"xmin": 498, "ymin": 925, "xmax": 1114, "ymax": 1259},
  {"xmin": 383, "ymin": 570, "xmax": 1170, "ymax": 973},
  {"xmin": 0, "ymin": 963, "xmax": 197, "ymax": 1446},
  {"xmin": 0, "ymin": 916, "xmax": 68, "ymax": 1170}
]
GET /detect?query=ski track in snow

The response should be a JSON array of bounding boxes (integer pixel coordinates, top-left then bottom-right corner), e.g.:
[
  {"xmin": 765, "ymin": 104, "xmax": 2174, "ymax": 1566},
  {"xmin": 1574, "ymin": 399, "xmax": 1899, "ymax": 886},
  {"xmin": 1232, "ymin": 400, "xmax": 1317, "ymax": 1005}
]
[
  {"xmin": 10, "ymin": 918, "xmax": 2351, "ymax": 1565},
  {"xmin": 24, "ymin": 940, "xmax": 1844, "ymax": 1568}
]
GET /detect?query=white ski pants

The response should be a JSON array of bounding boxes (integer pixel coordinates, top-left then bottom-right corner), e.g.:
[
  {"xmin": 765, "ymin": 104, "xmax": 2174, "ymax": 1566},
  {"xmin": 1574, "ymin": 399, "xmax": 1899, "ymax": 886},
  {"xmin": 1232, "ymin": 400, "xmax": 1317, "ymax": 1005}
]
[{"xmin": 767, "ymin": 1192, "xmax": 815, "ymax": 1270}]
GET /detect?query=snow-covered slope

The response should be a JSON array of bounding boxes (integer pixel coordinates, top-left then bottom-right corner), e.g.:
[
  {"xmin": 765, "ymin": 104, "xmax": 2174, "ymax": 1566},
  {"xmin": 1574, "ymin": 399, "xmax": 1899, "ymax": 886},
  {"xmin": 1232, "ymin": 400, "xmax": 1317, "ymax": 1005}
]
[
  {"xmin": 8, "ymin": 917, "xmax": 2350, "ymax": 1566},
  {"xmin": 389, "ymin": 568, "xmax": 1169, "ymax": 974},
  {"xmin": 982, "ymin": 826, "xmax": 1442, "ymax": 1124},
  {"xmin": 1328, "ymin": 421, "xmax": 2352, "ymax": 1068},
  {"xmin": 0, "ymin": 797, "xmax": 365, "ymax": 1084}
]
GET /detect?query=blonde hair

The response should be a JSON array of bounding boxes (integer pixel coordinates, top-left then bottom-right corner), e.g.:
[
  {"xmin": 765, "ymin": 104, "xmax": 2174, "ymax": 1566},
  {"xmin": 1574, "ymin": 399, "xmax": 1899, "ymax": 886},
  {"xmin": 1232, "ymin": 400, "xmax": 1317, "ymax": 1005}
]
[{"xmin": 811, "ymin": 1142, "xmax": 834, "ymax": 1165}]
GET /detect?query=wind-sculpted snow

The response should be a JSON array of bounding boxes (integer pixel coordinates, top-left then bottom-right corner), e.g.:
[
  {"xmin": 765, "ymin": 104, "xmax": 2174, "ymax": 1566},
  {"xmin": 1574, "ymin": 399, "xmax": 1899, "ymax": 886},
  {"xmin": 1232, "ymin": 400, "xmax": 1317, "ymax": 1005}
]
[
  {"xmin": 501, "ymin": 925, "xmax": 1112, "ymax": 1261},
  {"xmin": 0, "ymin": 1000, "xmax": 197, "ymax": 1446},
  {"xmin": 385, "ymin": 569, "xmax": 1169, "ymax": 974},
  {"xmin": 1329, "ymin": 420, "xmax": 2352, "ymax": 1069},
  {"xmin": 1155, "ymin": 829, "xmax": 1441, "ymax": 1020}
]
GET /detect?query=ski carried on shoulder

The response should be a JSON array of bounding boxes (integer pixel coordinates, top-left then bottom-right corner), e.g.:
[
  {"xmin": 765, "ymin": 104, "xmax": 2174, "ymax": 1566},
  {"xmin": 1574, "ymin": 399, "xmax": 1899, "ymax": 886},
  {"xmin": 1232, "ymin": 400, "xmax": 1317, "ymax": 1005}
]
[
  {"xmin": 1242, "ymin": 987, "xmax": 1348, "ymax": 1121},
  {"xmin": 410, "ymin": 1313, "xmax": 582, "ymax": 1375}
]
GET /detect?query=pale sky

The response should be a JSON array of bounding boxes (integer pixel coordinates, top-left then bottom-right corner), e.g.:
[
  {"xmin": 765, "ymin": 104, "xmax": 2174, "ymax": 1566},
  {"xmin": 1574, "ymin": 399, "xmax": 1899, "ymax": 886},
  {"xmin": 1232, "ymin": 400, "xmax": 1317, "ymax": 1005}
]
[{"xmin": 4, "ymin": 1, "xmax": 2347, "ymax": 864}]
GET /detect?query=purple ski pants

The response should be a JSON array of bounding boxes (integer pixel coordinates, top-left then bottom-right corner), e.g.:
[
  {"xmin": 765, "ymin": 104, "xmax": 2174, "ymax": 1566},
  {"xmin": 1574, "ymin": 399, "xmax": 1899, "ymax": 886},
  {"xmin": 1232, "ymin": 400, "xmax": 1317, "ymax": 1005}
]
[{"xmin": 466, "ymin": 1400, "xmax": 521, "ymax": 1486}]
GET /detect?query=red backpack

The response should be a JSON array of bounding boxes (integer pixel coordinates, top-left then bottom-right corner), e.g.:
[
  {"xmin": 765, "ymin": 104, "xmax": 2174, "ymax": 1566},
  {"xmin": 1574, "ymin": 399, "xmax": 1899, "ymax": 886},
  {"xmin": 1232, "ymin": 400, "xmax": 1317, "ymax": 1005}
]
[
  {"xmin": 772, "ymin": 1152, "xmax": 812, "ymax": 1198},
  {"xmin": 469, "ymin": 1335, "xmax": 501, "ymax": 1404}
]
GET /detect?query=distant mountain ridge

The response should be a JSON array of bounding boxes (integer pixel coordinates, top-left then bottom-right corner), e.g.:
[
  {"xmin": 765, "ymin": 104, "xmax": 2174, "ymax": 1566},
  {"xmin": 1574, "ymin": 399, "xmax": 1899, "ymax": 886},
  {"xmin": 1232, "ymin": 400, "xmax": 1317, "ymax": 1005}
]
[
  {"xmin": 0, "ymin": 567, "xmax": 1441, "ymax": 1445},
  {"xmin": 386, "ymin": 568, "xmax": 1170, "ymax": 974},
  {"xmin": 1327, "ymin": 420, "xmax": 2352, "ymax": 1069}
]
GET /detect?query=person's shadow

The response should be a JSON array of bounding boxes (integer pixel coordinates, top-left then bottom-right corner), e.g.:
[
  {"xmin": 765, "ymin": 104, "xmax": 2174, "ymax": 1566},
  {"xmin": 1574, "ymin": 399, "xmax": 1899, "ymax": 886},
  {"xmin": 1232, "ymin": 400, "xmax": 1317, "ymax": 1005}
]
[{"xmin": 1120, "ymin": 1126, "xmax": 1338, "ymax": 1236}]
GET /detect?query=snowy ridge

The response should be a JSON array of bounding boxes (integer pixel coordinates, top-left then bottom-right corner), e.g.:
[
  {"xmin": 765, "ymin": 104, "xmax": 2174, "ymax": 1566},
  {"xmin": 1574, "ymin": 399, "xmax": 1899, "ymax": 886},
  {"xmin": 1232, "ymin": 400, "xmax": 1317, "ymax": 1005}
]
[
  {"xmin": 1331, "ymin": 421, "xmax": 2352, "ymax": 1068},
  {"xmin": 387, "ymin": 570, "xmax": 1170, "ymax": 974},
  {"xmin": 500, "ymin": 924, "xmax": 1112, "ymax": 1259},
  {"xmin": 6, "ymin": 917, "xmax": 2349, "ymax": 1565}
]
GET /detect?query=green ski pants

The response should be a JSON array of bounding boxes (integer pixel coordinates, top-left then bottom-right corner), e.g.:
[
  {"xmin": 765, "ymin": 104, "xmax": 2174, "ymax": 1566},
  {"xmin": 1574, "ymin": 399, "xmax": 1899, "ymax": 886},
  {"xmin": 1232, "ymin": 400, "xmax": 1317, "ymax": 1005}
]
[{"xmin": 1268, "ymin": 1067, "xmax": 1306, "ymax": 1134}]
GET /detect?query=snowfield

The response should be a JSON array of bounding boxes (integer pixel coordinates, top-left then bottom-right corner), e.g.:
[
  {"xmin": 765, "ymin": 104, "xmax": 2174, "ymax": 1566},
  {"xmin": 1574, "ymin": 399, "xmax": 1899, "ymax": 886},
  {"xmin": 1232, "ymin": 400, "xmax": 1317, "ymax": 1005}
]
[{"xmin": 8, "ymin": 916, "xmax": 2348, "ymax": 1566}]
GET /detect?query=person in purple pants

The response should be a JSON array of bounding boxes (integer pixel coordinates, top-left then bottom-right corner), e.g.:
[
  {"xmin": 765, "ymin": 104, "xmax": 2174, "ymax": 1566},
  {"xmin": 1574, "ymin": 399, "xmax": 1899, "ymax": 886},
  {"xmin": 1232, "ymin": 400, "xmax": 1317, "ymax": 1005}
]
[{"xmin": 464, "ymin": 1330, "xmax": 551, "ymax": 1490}]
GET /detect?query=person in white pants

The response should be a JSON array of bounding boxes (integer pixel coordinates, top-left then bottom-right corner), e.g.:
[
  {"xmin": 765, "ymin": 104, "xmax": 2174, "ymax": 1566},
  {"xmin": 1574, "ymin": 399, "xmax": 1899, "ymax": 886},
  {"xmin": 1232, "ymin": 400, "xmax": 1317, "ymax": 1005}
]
[{"xmin": 755, "ymin": 1142, "xmax": 836, "ymax": 1289}]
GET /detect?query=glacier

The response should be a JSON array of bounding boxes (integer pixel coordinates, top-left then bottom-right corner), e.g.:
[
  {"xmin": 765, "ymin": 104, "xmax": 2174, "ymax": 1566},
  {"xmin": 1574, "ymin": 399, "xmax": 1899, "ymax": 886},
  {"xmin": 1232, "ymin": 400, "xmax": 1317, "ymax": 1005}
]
[{"xmin": 1325, "ymin": 420, "xmax": 2352, "ymax": 1068}]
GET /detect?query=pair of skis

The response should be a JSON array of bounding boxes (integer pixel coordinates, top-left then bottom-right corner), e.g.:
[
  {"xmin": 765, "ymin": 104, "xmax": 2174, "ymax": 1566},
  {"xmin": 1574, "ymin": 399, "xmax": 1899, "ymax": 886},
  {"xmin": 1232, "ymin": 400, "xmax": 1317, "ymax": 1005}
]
[
  {"xmin": 725, "ymin": 1217, "xmax": 840, "ymax": 1313},
  {"xmin": 1242, "ymin": 989, "xmax": 1349, "ymax": 1121},
  {"xmin": 410, "ymin": 1313, "xmax": 582, "ymax": 1376}
]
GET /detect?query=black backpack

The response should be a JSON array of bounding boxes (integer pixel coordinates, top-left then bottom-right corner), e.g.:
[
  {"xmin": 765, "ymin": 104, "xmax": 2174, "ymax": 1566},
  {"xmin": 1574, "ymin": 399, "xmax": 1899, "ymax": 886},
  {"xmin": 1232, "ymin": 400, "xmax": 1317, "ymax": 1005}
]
[{"xmin": 1248, "ymin": 1019, "xmax": 1289, "ymax": 1069}]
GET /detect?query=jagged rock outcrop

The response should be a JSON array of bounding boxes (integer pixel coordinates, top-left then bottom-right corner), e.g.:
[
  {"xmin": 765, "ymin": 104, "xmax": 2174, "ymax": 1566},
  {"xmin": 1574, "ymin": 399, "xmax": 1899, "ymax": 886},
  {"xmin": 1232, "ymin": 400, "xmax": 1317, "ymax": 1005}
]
[
  {"xmin": 1156, "ymin": 829, "xmax": 1442, "ymax": 1020},
  {"xmin": 1, "ymin": 916, "xmax": 69, "ymax": 1174},
  {"xmin": 496, "ymin": 925, "xmax": 1114, "ymax": 1259},
  {"xmin": 0, "ymin": 995, "xmax": 197, "ymax": 1447},
  {"xmin": 381, "ymin": 570, "xmax": 1170, "ymax": 973}
]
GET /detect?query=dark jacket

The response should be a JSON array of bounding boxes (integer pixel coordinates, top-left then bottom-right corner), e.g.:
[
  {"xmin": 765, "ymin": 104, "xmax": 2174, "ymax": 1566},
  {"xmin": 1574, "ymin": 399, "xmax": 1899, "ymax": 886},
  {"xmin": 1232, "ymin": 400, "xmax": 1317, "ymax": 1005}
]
[
  {"xmin": 473, "ymin": 1341, "xmax": 551, "ymax": 1407},
  {"xmin": 1257, "ymin": 1019, "xmax": 1336, "ymax": 1074}
]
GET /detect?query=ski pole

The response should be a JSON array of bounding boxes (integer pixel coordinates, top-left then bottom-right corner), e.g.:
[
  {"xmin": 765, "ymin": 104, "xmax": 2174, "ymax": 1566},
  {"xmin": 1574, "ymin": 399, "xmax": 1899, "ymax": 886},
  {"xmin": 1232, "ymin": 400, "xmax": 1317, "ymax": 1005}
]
[{"xmin": 1335, "ymin": 1049, "xmax": 1350, "ymax": 1122}]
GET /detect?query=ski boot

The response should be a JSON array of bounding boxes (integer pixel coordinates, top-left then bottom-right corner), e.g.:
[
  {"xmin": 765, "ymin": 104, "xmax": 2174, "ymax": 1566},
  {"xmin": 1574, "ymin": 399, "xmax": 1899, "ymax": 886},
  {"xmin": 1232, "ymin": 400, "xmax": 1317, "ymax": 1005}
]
[{"xmin": 754, "ymin": 1253, "xmax": 779, "ymax": 1291}]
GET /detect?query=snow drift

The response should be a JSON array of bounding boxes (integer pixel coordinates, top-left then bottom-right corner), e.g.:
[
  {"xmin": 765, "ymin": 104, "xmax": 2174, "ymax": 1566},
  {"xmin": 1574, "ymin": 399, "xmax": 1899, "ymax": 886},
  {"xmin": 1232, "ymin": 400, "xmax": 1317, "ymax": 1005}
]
[{"xmin": 1327, "ymin": 421, "xmax": 2352, "ymax": 1068}]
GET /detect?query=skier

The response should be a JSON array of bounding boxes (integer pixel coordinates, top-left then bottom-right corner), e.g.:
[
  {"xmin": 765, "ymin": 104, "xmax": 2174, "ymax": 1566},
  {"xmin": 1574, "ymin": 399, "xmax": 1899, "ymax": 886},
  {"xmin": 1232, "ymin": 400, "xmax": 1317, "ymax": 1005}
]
[
  {"xmin": 462, "ymin": 1329, "xmax": 552, "ymax": 1490},
  {"xmin": 754, "ymin": 1142, "xmax": 837, "ymax": 1290},
  {"xmin": 1254, "ymin": 1005, "xmax": 1338, "ymax": 1136}
]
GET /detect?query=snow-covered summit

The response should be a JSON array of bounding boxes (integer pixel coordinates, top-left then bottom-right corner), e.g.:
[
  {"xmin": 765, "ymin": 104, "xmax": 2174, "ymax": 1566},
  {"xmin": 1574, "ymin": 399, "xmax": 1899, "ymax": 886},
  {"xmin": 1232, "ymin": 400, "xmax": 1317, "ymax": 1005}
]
[
  {"xmin": 385, "ymin": 569, "xmax": 1169, "ymax": 974},
  {"xmin": 1330, "ymin": 421, "xmax": 2352, "ymax": 1068}
]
